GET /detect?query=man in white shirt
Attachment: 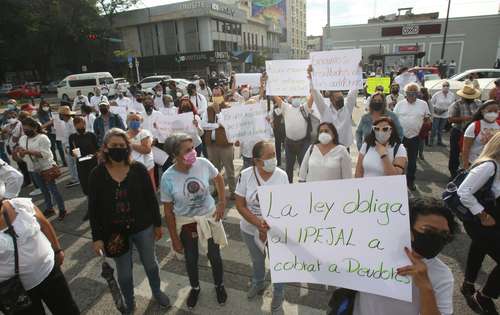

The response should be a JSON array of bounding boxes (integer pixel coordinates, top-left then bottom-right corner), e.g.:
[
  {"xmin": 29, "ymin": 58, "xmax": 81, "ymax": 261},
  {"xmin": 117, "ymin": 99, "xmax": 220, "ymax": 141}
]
[
  {"xmin": 0, "ymin": 158, "xmax": 23, "ymax": 199},
  {"xmin": 115, "ymin": 89, "xmax": 132, "ymax": 109},
  {"xmin": 271, "ymin": 89, "xmax": 313, "ymax": 183},
  {"xmin": 352, "ymin": 197, "xmax": 456, "ymax": 315},
  {"xmin": 153, "ymin": 88, "xmax": 164, "ymax": 110},
  {"xmin": 141, "ymin": 96, "xmax": 162, "ymax": 136},
  {"xmin": 386, "ymin": 83, "xmax": 405, "ymax": 111},
  {"xmin": 128, "ymin": 93, "xmax": 145, "ymax": 113},
  {"xmin": 394, "ymin": 83, "xmax": 431, "ymax": 191},
  {"xmin": 197, "ymin": 79, "xmax": 212, "ymax": 101},
  {"xmin": 187, "ymin": 83, "xmax": 208, "ymax": 120},
  {"xmin": 308, "ymin": 65, "xmax": 358, "ymax": 151},
  {"xmin": 90, "ymin": 87, "xmax": 108, "ymax": 113},
  {"xmin": 72, "ymin": 90, "xmax": 90, "ymax": 111},
  {"xmin": 58, "ymin": 106, "xmax": 80, "ymax": 187},
  {"xmin": 430, "ymin": 81, "xmax": 456, "ymax": 146},
  {"xmin": 81, "ymin": 105, "xmax": 96, "ymax": 133}
]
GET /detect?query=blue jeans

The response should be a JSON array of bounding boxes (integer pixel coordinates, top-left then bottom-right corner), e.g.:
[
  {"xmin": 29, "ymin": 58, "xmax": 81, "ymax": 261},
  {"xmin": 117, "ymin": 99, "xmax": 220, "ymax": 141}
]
[
  {"xmin": 113, "ymin": 226, "xmax": 162, "ymax": 308},
  {"xmin": 31, "ymin": 172, "xmax": 65, "ymax": 213},
  {"xmin": 431, "ymin": 117, "xmax": 447, "ymax": 144},
  {"xmin": 0, "ymin": 141, "xmax": 10, "ymax": 164},
  {"xmin": 241, "ymin": 230, "xmax": 284, "ymax": 296},
  {"xmin": 65, "ymin": 145, "xmax": 79, "ymax": 182}
]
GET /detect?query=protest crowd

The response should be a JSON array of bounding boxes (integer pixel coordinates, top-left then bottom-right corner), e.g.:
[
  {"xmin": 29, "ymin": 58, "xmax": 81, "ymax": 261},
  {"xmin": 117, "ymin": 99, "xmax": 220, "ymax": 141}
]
[{"xmin": 1, "ymin": 57, "xmax": 500, "ymax": 315}]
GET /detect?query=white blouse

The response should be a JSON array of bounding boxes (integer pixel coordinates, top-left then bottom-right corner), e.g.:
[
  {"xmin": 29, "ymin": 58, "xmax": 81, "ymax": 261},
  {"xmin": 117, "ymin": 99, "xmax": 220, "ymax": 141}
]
[
  {"xmin": 299, "ymin": 145, "xmax": 352, "ymax": 182},
  {"xmin": 360, "ymin": 143, "xmax": 407, "ymax": 177},
  {"xmin": 19, "ymin": 134, "xmax": 55, "ymax": 172},
  {"xmin": 0, "ymin": 198, "xmax": 54, "ymax": 290}
]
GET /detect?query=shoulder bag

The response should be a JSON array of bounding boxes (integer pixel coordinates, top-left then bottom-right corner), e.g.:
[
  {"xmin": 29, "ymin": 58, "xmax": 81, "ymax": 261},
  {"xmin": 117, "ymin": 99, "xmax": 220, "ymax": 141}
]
[{"xmin": 26, "ymin": 137, "xmax": 61, "ymax": 183}]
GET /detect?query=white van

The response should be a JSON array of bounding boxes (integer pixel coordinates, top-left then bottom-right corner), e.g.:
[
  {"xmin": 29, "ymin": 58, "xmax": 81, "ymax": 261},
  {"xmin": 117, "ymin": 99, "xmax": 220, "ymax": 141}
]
[{"xmin": 57, "ymin": 72, "xmax": 116, "ymax": 101}]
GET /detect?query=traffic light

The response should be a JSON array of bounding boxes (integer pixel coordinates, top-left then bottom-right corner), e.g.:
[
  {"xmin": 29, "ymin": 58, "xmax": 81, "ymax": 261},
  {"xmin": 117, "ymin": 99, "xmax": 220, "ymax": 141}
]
[{"xmin": 87, "ymin": 34, "xmax": 97, "ymax": 41}]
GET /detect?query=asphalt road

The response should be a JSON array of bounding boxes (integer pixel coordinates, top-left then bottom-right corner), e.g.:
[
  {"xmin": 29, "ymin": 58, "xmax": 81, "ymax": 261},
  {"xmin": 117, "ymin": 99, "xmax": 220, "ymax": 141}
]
[{"xmin": 21, "ymin": 98, "xmax": 498, "ymax": 314}]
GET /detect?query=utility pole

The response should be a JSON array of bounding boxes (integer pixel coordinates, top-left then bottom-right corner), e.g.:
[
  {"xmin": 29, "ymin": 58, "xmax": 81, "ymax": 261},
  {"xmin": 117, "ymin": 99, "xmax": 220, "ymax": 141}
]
[{"xmin": 440, "ymin": 0, "xmax": 451, "ymax": 60}]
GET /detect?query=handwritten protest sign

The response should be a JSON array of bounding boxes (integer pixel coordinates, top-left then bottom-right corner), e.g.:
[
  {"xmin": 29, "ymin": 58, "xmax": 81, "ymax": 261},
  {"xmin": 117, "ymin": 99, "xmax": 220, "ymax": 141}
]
[
  {"xmin": 109, "ymin": 106, "xmax": 127, "ymax": 123},
  {"xmin": 311, "ymin": 49, "xmax": 363, "ymax": 90},
  {"xmin": 155, "ymin": 112, "xmax": 195, "ymax": 143},
  {"xmin": 219, "ymin": 102, "xmax": 270, "ymax": 143},
  {"xmin": 366, "ymin": 77, "xmax": 391, "ymax": 95},
  {"xmin": 258, "ymin": 175, "xmax": 412, "ymax": 302},
  {"xmin": 235, "ymin": 73, "xmax": 261, "ymax": 89},
  {"xmin": 266, "ymin": 59, "xmax": 310, "ymax": 96}
]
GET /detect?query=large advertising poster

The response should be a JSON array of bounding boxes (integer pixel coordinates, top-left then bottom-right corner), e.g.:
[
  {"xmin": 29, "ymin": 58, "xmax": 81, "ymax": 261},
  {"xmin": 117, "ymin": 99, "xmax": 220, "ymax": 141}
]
[{"xmin": 252, "ymin": 0, "xmax": 287, "ymax": 42}]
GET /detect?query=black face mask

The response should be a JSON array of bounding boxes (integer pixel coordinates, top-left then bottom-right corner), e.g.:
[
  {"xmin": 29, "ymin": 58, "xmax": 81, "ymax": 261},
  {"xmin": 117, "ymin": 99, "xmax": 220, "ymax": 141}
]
[
  {"xmin": 144, "ymin": 106, "xmax": 153, "ymax": 114},
  {"xmin": 188, "ymin": 89, "xmax": 196, "ymax": 96},
  {"xmin": 77, "ymin": 128, "xmax": 86, "ymax": 134},
  {"xmin": 371, "ymin": 102, "xmax": 384, "ymax": 112},
  {"xmin": 24, "ymin": 130, "xmax": 35, "ymax": 138},
  {"xmin": 391, "ymin": 89, "xmax": 399, "ymax": 94},
  {"xmin": 411, "ymin": 229, "xmax": 449, "ymax": 259},
  {"xmin": 99, "ymin": 107, "xmax": 109, "ymax": 115},
  {"xmin": 107, "ymin": 148, "xmax": 129, "ymax": 163}
]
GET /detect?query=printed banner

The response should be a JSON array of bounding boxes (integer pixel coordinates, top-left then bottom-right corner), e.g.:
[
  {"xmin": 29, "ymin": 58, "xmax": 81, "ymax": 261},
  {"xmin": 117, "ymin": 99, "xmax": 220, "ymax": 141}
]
[
  {"xmin": 219, "ymin": 102, "xmax": 270, "ymax": 143},
  {"xmin": 266, "ymin": 59, "xmax": 310, "ymax": 96},
  {"xmin": 155, "ymin": 112, "xmax": 195, "ymax": 143},
  {"xmin": 311, "ymin": 49, "xmax": 363, "ymax": 90},
  {"xmin": 366, "ymin": 77, "xmax": 391, "ymax": 95},
  {"xmin": 257, "ymin": 176, "xmax": 412, "ymax": 302}
]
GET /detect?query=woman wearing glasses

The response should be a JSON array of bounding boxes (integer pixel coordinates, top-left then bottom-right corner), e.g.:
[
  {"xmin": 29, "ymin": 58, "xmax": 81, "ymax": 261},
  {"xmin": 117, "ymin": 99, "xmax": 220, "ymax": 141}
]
[{"xmin": 355, "ymin": 116, "xmax": 407, "ymax": 178}]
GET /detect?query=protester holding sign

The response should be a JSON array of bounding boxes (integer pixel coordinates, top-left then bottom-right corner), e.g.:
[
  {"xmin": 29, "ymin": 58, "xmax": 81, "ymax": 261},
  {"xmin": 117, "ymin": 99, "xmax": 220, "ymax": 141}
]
[
  {"xmin": 126, "ymin": 113, "xmax": 155, "ymax": 188},
  {"xmin": 355, "ymin": 116, "xmax": 407, "ymax": 178},
  {"xmin": 353, "ymin": 198, "xmax": 456, "ymax": 315},
  {"xmin": 177, "ymin": 96, "xmax": 205, "ymax": 156},
  {"xmin": 299, "ymin": 123, "xmax": 352, "ymax": 182},
  {"xmin": 203, "ymin": 87, "xmax": 236, "ymax": 199},
  {"xmin": 235, "ymin": 141, "xmax": 289, "ymax": 313},
  {"xmin": 457, "ymin": 132, "xmax": 500, "ymax": 314},
  {"xmin": 161, "ymin": 133, "xmax": 228, "ymax": 310},
  {"xmin": 355, "ymin": 93, "xmax": 403, "ymax": 151}
]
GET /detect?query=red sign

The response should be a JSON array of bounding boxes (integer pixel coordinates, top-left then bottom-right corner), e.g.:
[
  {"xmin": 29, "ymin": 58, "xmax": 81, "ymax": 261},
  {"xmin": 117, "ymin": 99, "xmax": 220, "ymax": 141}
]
[
  {"xmin": 399, "ymin": 45, "xmax": 419, "ymax": 52},
  {"xmin": 382, "ymin": 24, "xmax": 441, "ymax": 37}
]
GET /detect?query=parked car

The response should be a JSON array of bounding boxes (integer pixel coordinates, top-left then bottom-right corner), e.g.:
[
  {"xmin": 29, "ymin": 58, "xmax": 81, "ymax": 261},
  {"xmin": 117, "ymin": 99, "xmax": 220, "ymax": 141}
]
[
  {"xmin": 425, "ymin": 69, "xmax": 500, "ymax": 101},
  {"xmin": 57, "ymin": 72, "xmax": 116, "ymax": 101},
  {"xmin": 139, "ymin": 75, "xmax": 171, "ymax": 92},
  {"xmin": 0, "ymin": 83, "xmax": 13, "ymax": 96},
  {"xmin": 42, "ymin": 81, "xmax": 59, "ymax": 93},
  {"xmin": 7, "ymin": 83, "xmax": 41, "ymax": 99}
]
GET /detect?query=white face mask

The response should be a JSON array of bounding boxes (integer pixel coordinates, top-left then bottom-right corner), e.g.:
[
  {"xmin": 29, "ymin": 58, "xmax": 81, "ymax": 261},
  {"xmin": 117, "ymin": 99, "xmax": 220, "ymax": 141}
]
[
  {"xmin": 374, "ymin": 130, "xmax": 391, "ymax": 144},
  {"xmin": 318, "ymin": 132, "xmax": 333, "ymax": 145},
  {"xmin": 484, "ymin": 112, "xmax": 498, "ymax": 123},
  {"xmin": 7, "ymin": 118, "xmax": 16, "ymax": 124},
  {"xmin": 262, "ymin": 158, "xmax": 277, "ymax": 173},
  {"xmin": 42, "ymin": 107, "xmax": 50, "ymax": 112}
]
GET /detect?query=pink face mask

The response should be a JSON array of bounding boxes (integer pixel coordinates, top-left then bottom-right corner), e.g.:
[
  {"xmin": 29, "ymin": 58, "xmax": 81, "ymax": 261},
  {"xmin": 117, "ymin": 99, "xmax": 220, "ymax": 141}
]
[{"xmin": 183, "ymin": 149, "xmax": 197, "ymax": 166}]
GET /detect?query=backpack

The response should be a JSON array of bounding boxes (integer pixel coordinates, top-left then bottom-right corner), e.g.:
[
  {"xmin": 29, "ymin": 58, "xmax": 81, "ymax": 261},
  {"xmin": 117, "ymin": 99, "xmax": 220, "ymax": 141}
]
[
  {"xmin": 442, "ymin": 160, "xmax": 497, "ymax": 222},
  {"xmin": 299, "ymin": 106, "xmax": 320, "ymax": 143}
]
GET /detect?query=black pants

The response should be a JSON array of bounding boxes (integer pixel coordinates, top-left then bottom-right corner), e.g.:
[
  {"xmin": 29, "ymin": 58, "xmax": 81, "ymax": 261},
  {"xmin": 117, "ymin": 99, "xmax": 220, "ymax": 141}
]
[
  {"xmin": 13, "ymin": 264, "xmax": 79, "ymax": 315},
  {"xmin": 284, "ymin": 137, "xmax": 309, "ymax": 183},
  {"xmin": 465, "ymin": 241, "xmax": 487, "ymax": 284},
  {"xmin": 17, "ymin": 160, "xmax": 31, "ymax": 187},
  {"xmin": 180, "ymin": 228, "xmax": 223, "ymax": 288},
  {"xmin": 47, "ymin": 133, "xmax": 58, "ymax": 164},
  {"xmin": 76, "ymin": 157, "xmax": 97, "ymax": 196},
  {"xmin": 448, "ymin": 128, "xmax": 462, "ymax": 178},
  {"xmin": 402, "ymin": 136, "xmax": 420, "ymax": 184},
  {"xmin": 463, "ymin": 221, "xmax": 500, "ymax": 298},
  {"xmin": 274, "ymin": 130, "xmax": 285, "ymax": 167}
]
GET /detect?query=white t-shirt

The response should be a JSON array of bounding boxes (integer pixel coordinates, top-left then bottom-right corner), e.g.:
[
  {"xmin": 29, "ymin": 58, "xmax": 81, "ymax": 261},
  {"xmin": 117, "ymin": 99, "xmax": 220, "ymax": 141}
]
[
  {"xmin": 394, "ymin": 99, "xmax": 431, "ymax": 138},
  {"xmin": 128, "ymin": 100, "xmax": 145, "ymax": 113},
  {"xmin": 281, "ymin": 102, "xmax": 309, "ymax": 141},
  {"xmin": 299, "ymin": 145, "xmax": 352, "ymax": 182},
  {"xmin": 464, "ymin": 120, "xmax": 500, "ymax": 163},
  {"xmin": 0, "ymin": 198, "xmax": 55, "ymax": 290},
  {"xmin": 235, "ymin": 167, "xmax": 288, "ymax": 235},
  {"xmin": 84, "ymin": 113, "xmax": 96, "ymax": 133},
  {"xmin": 394, "ymin": 72, "xmax": 418, "ymax": 92},
  {"xmin": 430, "ymin": 91, "xmax": 456, "ymax": 119},
  {"xmin": 353, "ymin": 258, "xmax": 453, "ymax": 315},
  {"xmin": 90, "ymin": 95, "xmax": 108, "ymax": 111},
  {"xmin": 129, "ymin": 129, "xmax": 154, "ymax": 170},
  {"xmin": 116, "ymin": 96, "xmax": 132, "ymax": 109},
  {"xmin": 142, "ymin": 110, "xmax": 162, "ymax": 136},
  {"xmin": 360, "ymin": 142, "xmax": 407, "ymax": 177},
  {"xmin": 61, "ymin": 118, "xmax": 76, "ymax": 145},
  {"xmin": 153, "ymin": 94, "xmax": 164, "ymax": 109}
]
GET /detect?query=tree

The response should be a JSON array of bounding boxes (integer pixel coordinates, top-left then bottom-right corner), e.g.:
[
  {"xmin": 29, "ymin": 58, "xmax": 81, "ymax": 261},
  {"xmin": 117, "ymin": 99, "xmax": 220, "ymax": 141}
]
[{"xmin": 96, "ymin": 0, "xmax": 139, "ymax": 27}]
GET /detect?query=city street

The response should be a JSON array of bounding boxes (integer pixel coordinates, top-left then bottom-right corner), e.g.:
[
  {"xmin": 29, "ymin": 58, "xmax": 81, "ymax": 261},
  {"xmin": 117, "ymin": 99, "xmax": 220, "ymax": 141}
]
[{"xmin": 27, "ymin": 99, "xmax": 499, "ymax": 314}]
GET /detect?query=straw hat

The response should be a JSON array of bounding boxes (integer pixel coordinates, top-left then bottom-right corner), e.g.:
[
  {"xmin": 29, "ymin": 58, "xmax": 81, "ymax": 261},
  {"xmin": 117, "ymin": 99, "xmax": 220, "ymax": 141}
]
[
  {"xmin": 58, "ymin": 106, "xmax": 76, "ymax": 116},
  {"xmin": 457, "ymin": 84, "xmax": 481, "ymax": 100}
]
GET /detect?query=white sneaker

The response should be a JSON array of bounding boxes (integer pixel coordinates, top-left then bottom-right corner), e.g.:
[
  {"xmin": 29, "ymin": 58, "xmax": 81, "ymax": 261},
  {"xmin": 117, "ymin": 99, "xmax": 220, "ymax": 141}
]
[{"xmin": 29, "ymin": 189, "xmax": 42, "ymax": 196}]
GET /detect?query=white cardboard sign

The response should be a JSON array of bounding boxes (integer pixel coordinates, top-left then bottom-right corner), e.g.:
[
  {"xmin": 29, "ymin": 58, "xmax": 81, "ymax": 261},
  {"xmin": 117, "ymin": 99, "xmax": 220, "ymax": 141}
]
[
  {"xmin": 311, "ymin": 49, "xmax": 363, "ymax": 90},
  {"xmin": 265, "ymin": 59, "xmax": 310, "ymax": 96},
  {"xmin": 219, "ymin": 102, "xmax": 270, "ymax": 143},
  {"xmin": 257, "ymin": 175, "xmax": 412, "ymax": 302},
  {"xmin": 235, "ymin": 73, "xmax": 261, "ymax": 89},
  {"xmin": 154, "ymin": 112, "xmax": 195, "ymax": 143}
]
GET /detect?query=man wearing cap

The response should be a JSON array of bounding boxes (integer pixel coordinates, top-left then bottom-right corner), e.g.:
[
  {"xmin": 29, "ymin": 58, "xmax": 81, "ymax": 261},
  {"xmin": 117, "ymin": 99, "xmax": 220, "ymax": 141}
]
[
  {"xmin": 58, "ymin": 106, "xmax": 80, "ymax": 188},
  {"xmin": 448, "ymin": 85, "xmax": 482, "ymax": 178},
  {"xmin": 394, "ymin": 83, "xmax": 431, "ymax": 191},
  {"xmin": 93, "ymin": 100, "xmax": 125, "ymax": 146},
  {"xmin": 489, "ymin": 78, "xmax": 500, "ymax": 102},
  {"xmin": 90, "ymin": 87, "xmax": 108, "ymax": 113}
]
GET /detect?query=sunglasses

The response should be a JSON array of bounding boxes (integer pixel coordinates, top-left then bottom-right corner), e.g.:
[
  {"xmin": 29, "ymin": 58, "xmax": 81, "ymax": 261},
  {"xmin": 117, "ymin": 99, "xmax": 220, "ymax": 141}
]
[{"xmin": 373, "ymin": 126, "xmax": 392, "ymax": 132}]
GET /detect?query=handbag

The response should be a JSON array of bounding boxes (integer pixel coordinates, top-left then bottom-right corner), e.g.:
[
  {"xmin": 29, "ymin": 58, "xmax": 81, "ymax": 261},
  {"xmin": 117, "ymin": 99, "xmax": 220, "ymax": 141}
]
[
  {"xmin": 40, "ymin": 165, "xmax": 61, "ymax": 183},
  {"xmin": 327, "ymin": 288, "xmax": 357, "ymax": 315},
  {"xmin": 0, "ymin": 210, "xmax": 32, "ymax": 314}
]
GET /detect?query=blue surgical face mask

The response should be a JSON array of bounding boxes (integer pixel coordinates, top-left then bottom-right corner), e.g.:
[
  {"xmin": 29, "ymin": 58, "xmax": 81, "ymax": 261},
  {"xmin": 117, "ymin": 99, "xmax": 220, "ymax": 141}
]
[{"xmin": 128, "ymin": 120, "xmax": 141, "ymax": 130}]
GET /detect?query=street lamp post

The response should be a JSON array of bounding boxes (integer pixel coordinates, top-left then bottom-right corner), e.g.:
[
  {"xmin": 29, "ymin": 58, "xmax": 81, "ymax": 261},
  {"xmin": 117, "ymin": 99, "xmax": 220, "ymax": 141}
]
[{"xmin": 440, "ymin": 0, "xmax": 451, "ymax": 60}]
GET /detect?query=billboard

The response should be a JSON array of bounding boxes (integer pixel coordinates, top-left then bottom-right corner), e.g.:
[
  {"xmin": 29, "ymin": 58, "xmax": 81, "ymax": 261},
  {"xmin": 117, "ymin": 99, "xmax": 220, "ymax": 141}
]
[{"xmin": 252, "ymin": 0, "xmax": 287, "ymax": 42}]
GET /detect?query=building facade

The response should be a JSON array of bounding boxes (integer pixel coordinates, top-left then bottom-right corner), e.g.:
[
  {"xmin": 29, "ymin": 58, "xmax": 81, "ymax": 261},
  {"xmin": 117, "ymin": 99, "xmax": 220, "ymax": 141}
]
[
  {"xmin": 307, "ymin": 35, "xmax": 323, "ymax": 52},
  {"xmin": 323, "ymin": 12, "xmax": 500, "ymax": 74},
  {"xmin": 287, "ymin": 0, "xmax": 307, "ymax": 59}
]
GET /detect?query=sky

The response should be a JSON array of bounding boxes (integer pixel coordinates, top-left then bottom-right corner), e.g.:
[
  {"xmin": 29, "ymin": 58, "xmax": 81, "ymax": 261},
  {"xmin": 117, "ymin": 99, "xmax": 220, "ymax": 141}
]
[{"xmin": 138, "ymin": 0, "xmax": 499, "ymax": 36}]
